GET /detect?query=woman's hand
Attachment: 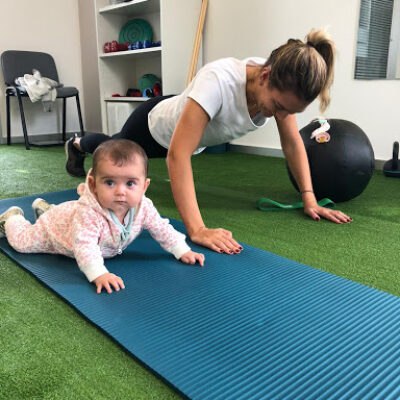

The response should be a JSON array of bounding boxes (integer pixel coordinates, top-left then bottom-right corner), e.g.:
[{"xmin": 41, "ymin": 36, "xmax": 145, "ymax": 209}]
[
  {"xmin": 93, "ymin": 272, "xmax": 125, "ymax": 294},
  {"xmin": 190, "ymin": 226, "xmax": 243, "ymax": 254},
  {"xmin": 304, "ymin": 204, "xmax": 352, "ymax": 224},
  {"xmin": 276, "ymin": 117, "xmax": 352, "ymax": 225}
]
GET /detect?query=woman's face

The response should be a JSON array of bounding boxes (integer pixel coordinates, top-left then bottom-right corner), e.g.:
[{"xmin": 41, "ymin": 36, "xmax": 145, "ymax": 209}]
[{"xmin": 255, "ymin": 67, "xmax": 309, "ymax": 120}]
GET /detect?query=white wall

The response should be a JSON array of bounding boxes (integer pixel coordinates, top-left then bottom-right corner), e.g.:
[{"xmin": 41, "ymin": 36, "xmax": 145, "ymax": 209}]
[
  {"xmin": 1, "ymin": 0, "xmax": 398, "ymax": 161},
  {"xmin": 0, "ymin": 0, "xmax": 83, "ymax": 139},
  {"xmin": 203, "ymin": 0, "xmax": 400, "ymax": 161}
]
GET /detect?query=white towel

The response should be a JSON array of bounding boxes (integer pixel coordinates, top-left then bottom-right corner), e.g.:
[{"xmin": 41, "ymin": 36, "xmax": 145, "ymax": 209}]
[{"xmin": 16, "ymin": 69, "xmax": 60, "ymax": 111}]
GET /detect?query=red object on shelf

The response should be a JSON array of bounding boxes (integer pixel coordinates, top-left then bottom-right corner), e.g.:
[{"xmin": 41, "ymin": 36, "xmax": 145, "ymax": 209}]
[
  {"xmin": 111, "ymin": 93, "xmax": 122, "ymax": 97},
  {"xmin": 103, "ymin": 42, "xmax": 111, "ymax": 53},
  {"xmin": 110, "ymin": 40, "xmax": 118, "ymax": 52},
  {"xmin": 104, "ymin": 41, "xmax": 130, "ymax": 53},
  {"xmin": 126, "ymin": 88, "xmax": 142, "ymax": 97},
  {"xmin": 153, "ymin": 82, "xmax": 162, "ymax": 97}
]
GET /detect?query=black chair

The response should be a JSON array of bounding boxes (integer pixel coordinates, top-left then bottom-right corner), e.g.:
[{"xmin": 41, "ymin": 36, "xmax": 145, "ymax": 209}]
[{"xmin": 1, "ymin": 50, "xmax": 84, "ymax": 150}]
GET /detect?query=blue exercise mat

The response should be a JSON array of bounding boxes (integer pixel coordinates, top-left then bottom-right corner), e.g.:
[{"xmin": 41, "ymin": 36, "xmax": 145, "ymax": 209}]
[{"xmin": 1, "ymin": 190, "xmax": 400, "ymax": 399}]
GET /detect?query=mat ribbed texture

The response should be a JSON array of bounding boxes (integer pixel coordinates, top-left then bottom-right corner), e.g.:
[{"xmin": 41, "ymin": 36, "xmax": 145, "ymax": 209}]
[{"xmin": 1, "ymin": 190, "xmax": 399, "ymax": 400}]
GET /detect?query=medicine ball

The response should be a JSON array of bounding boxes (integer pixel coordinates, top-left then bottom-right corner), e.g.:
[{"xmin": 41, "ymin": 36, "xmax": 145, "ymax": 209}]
[{"xmin": 288, "ymin": 119, "xmax": 375, "ymax": 202}]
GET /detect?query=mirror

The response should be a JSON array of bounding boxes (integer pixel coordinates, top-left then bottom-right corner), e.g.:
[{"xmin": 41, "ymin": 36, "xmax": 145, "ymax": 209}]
[{"xmin": 355, "ymin": 0, "xmax": 400, "ymax": 79}]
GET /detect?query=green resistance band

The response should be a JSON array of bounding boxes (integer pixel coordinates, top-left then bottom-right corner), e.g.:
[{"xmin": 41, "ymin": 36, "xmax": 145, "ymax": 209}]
[{"xmin": 256, "ymin": 197, "xmax": 335, "ymax": 211}]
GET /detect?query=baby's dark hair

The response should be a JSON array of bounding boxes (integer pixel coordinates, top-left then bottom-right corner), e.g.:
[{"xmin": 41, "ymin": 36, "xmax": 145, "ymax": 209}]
[{"xmin": 92, "ymin": 139, "xmax": 148, "ymax": 177}]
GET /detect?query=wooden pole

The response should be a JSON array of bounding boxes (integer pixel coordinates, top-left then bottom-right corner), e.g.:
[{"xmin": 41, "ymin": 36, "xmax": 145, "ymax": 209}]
[{"xmin": 186, "ymin": 0, "xmax": 208, "ymax": 86}]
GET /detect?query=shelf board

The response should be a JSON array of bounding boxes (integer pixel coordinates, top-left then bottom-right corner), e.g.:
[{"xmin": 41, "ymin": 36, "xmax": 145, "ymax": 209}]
[
  {"xmin": 99, "ymin": 47, "xmax": 161, "ymax": 59},
  {"xmin": 105, "ymin": 97, "xmax": 149, "ymax": 102},
  {"xmin": 99, "ymin": 0, "xmax": 160, "ymax": 16}
]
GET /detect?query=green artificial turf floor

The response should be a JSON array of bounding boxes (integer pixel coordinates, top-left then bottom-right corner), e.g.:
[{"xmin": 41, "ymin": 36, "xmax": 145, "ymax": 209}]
[{"xmin": 0, "ymin": 144, "xmax": 399, "ymax": 399}]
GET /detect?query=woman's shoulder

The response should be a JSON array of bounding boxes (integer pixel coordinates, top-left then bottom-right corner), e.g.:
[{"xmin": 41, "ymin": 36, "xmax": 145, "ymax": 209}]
[
  {"xmin": 203, "ymin": 57, "xmax": 243, "ymax": 71},
  {"xmin": 197, "ymin": 58, "xmax": 246, "ymax": 85},
  {"xmin": 205, "ymin": 57, "xmax": 265, "ymax": 70}
]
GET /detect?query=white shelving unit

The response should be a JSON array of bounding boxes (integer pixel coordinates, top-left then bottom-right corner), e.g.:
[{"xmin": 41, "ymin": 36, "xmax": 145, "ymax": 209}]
[{"xmin": 94, "ymin": 0, "xmax": 203, "ymax": 134}]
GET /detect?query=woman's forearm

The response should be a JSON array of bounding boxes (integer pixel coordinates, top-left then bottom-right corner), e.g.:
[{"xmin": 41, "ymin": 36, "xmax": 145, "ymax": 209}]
[
  {"xmin": 278, "ymin": 116, "xmax": 318, "ymax": 206},
  {"xmin": 166, "ymin": 98, "xmax": 211, "ymax": 237},
  {"xmin": 284, "ymin": 141, "xmax": 318, "ymax": 206},
  {"xmin": 166, "ymin": 152, "xmax": 205, "ymax": 237},
  {"xmin": 284, "ymin": 139, "xmax": 312, "ymax": 191}
]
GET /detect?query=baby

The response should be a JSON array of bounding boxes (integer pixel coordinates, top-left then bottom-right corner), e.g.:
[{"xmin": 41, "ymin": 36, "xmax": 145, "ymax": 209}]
[{"xmin": 0, "ymin": 139, "xmax": 204, "ymax": 294}]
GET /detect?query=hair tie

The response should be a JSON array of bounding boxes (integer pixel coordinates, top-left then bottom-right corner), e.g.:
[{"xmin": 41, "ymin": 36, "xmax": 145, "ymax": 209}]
[{"xmin": 306, "ymin": 41, "xmax": 316, "ymax": 49}]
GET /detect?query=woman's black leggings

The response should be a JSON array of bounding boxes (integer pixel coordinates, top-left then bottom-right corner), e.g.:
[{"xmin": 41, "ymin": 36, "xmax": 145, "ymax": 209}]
[{"xmin": 79, "ymin": 95, "xmax": 174, "ymax": 158}]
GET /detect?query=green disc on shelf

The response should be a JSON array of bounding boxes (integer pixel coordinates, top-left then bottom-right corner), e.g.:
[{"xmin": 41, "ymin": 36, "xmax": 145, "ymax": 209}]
[
  {"xmin": 118, "ymin": 18, "xmax": 153, "ymax": 44},
  {"xmin": 139, "ymin": 74, "xmax": 160, "ymax": 93}
]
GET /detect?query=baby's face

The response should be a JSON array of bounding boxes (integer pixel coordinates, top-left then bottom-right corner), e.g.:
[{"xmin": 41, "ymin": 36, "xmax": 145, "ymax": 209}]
[{"xmin": 90, "ymin": 157, "xmax": 149, "ymax": 220}]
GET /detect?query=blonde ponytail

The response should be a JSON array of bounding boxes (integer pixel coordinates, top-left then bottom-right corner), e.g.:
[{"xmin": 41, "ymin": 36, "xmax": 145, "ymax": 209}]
[
  {"xmin": 306, "ymin": 28, "xmax": 335, "ymax": 112},
  {"xmin": 264, "ymin": 28, "xmax": 336, "ymax": 113}
]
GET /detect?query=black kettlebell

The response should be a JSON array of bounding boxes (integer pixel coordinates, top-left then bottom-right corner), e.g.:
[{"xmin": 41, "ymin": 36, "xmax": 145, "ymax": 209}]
[{"xmin": 383, "ymin": 141, "xmax": 400, "ymax": 178}]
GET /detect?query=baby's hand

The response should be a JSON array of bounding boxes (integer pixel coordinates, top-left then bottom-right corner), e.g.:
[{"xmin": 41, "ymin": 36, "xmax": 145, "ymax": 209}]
[
  {"xmin": 180, "ymin": 251, "xmax": 205, "ymax": 266},
  {"xmin": 93, "ymin": 272, "xmax": 125, "ymax": 294}
]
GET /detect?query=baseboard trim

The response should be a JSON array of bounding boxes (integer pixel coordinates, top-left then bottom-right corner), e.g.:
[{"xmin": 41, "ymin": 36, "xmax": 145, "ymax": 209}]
[
  {"xmin": 228, "ymin": 144, "xmax": 385, "ymax": 170},
  {"xmin": 228, "ymin": 144, "xmax": 284, "ymax": 158},
  {"xmin": 1, "ymin": 139, "xmax": 385, "ymax": 170},
  {"xmin": 0, "ymin": 132, "xmax": 102, "ymax": 146},
  {"xmin": 0, "ymin": 132, "xmax": 78, "ymax": 145}
]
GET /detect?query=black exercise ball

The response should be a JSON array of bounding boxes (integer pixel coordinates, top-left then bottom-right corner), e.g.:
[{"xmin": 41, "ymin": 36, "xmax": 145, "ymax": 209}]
[{"xmin": 288, "ymin": 119, "xmax": 375, "ymax": 202}]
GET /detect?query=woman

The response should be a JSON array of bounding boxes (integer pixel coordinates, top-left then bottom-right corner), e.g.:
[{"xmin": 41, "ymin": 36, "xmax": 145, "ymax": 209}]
[{"xmin": 66, "ymin": 28, "xmax": 352, "ymax": 255}]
